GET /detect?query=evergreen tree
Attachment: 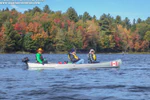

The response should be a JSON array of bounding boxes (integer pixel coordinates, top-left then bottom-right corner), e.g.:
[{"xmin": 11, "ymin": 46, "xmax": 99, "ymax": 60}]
[
  {"xmin": 133, "ymin": 19, "xmax": 136, "ymax": 25},
  {"xmin": 82, "ymin": 11, "xmax": 92, "ymax": 22},
  {"xmin": 145, "ymin": 17, "xmax": 150, "ymax": 24},
  {"xmin": 144, "ymin": 31, "xmax": 150, "ymax": 50},
  {"xmin": 137, "ymin": 18, "xmax": 142, "ymax": 23},
  {"xmin": 32, "ymin": 6, "xmax": 42, "ymax": 15},
  {"xmin": 11, "ymin": 8, "xmax": 17, "ymax": 12},
  {"xmin": 66, "ymin": 7, "xmax": 78, "ymax": 22},
  {"xmin": 123, "ymin": 17, "xmax": 131, "ymax": 30},
  {"xmin": 131, "ymin": 19, "xmax": 136, "ymax": 32},
  {"xmin": 43, "ymin": 5, "xmax": 51, "ymax": 14},
  {"xmin": 92, "ymin": 15, "xmax": 97, "ymax": 20},
  {"xmin": 3, "ymin": 21, "xmax": 21, "ymax": 52},
  {"xmin": 115, "ymin": 15, "xmax": 122, "ymax": 24},
  {"xmin": 99, "ymin": 14, "xmax": 111, "ymax": 34},
  {"xmin": 23, "ymin": 32, "xmax": 37, "ymax": 52},
  {"xmin": 78, "ymin": 15, "xmax": 83, "ymax": 20},
  {"xmin": 5, "ymin": 7, "xmax": 9, "ymax": 11}
]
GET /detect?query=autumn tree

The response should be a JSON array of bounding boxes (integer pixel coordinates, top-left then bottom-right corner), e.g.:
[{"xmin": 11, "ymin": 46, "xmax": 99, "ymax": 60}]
[
  {"xmin": 117, "ymin": 25, "xmax": 131, "ymax": 52},
  {"xmin": 84, "ymin": 20, "xmax": 99, "ymax": 50},
  {"xmin": 0, "ymin": 26, "xmax": 5, "ymax": 52}
]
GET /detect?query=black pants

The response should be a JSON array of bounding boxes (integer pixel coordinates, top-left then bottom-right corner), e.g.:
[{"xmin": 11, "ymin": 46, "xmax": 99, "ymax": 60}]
[{"xmin": 88, "ymin": 61, "xmax": 99, "ymax": 63}]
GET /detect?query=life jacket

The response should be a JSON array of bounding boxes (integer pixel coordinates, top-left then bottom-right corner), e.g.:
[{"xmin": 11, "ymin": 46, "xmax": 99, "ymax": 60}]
[
  {"xmin": 93, "ymin": 54, "xmax": 96, "ymax": 60},
  {"xmin": 88, "ymin": 53, "xmax": 96, "ymax": 62},
  {"xmin": 68, "ymin": 53, "xmax": 78, "ymax": 61}
]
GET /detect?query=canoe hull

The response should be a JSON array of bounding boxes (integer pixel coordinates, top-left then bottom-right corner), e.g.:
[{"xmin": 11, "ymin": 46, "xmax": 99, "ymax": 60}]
[{"xmin": 27, "ymin": 59, "xmax": 122, "ymax": 70}]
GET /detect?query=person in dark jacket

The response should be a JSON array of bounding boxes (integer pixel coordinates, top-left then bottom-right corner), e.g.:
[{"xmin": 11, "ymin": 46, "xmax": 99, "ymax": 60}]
[
  {"xmin": 68, "ymin": 49, "xmax": 84, "ymax": 64},
  {"xmin": 88, "ymin": 49, "xmax": 99, "ymax": 63}
]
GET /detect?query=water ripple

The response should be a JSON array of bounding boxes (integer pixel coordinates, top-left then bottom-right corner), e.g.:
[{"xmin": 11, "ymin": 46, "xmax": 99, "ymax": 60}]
[{"xmin": 0, "ymin": 54, "xmax": 150, "ymax": 100}]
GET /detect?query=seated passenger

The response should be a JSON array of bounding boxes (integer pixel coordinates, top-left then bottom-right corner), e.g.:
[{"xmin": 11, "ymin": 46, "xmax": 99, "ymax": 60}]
[
  {"xmin": 68, "ymin": 49, "xmax": 84, "ymax": 64},
  {"xmin": 36, "ymin": 48, "xmax": 47, "ymax": 65},
  {"xmin": 88, "ymin": 49, "xmax": 99, "ymax": 63}
]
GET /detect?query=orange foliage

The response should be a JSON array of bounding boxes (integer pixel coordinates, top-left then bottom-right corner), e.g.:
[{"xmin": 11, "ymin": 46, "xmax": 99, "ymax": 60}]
[
  {"xmin": 134, "ymin": 42, "xmax": 141, "ymax": 51},
  {"xmin": 68, "ymin": 21, "xmax": 75, "ymax": 32},
  {"xmin": 31, "ymin": 31, "xmax": 48, "ymax": 40},
  {"xmin": 10, "ymin": 18, "xmax": 13, "ymax": 23},
  {"xmin": 140, "ymin": 41, "xmax": 149, "ymax": 51},
  {"xmin": 26, "ymin": 22, "xmax": 41, "ymax": 34},
  {"xmin": 86, "ymin": 20, "xmax": 98, "ymax": 33},
  {"xmin": 82, "ymin": 20, "xmax": 99, "ymax": 48},
  {"xmin": 1, "ymin": 25, "xmax": 5, "ymax": 33},
  {"xmin": 40, "ymin": 13, "xmax": 49, "ymax": 22},
  {"xmin": 117, "ymin": 25, "xmax": 131, "ymax": 50},
  {"xmin": 18, "ymin": 14, "xmax": 27, "ymax": 22}
]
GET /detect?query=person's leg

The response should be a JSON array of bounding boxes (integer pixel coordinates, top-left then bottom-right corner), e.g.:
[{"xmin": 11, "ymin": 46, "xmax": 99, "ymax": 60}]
[
  {"xmin": 92, "ymin": 61, "xmax": 100, "ymax": 63},
  {"xmin": 75, "ymin": 59, "xmax": 84, "ymax": 64},
  {"xmin": 43, "ymin": 59, "xmax": 48, "ymax": 64}
]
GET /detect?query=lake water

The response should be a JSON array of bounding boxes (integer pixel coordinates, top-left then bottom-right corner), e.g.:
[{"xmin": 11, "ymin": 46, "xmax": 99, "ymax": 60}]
[{"xmin": 0, "ymin": 54, "xmax": 150, "ymax": 100}]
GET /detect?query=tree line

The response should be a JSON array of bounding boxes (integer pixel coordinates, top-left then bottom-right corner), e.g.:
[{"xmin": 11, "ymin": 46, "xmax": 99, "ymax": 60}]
[{"xmin": 0, "ymin": 5, "xmax": 150, "ymax": 53}]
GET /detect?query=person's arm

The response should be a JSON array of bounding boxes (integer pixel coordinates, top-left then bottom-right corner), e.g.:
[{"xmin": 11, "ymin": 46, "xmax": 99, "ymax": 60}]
[{"xmin": 36, "ymin": 53, "xmax": 43, "ymax": 64}]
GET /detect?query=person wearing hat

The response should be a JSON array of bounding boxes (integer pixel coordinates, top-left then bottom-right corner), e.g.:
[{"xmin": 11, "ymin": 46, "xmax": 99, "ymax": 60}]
[
  {"xmin": 36, "ymin": 48, "xmax": 47, "ymax": 65},
  {"xmin": 68, "ymin": 49, "xmax": 84, "ymax": 64},
  {"xmin": 88, "ymin": 49, "xmax": 99, "ymax": 63}
]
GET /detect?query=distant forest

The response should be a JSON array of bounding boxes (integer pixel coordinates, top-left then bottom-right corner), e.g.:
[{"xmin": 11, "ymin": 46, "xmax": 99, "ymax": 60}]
[{"xmin": 0, "ymin": 5, "xmax": 150, "ymax": 53}]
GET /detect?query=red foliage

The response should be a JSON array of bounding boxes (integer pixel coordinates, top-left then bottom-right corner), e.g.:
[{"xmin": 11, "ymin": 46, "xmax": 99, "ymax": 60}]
[
  {"xmin": 67, "ymin": 20, "xmax": 71, "ymax": 26},
  {"xmin": 77, "ymin": 26, "xmax": 83, "ymax": 31},
  {"xmin": 14, "ymin": 22, "xmax": 27, "ymax": 34},
  {"xmin": 40, "ymin": 13, "xmax": 49, "ymax": 22},
  {"xmin": 61, "ymin": 22, "xmax": 65, "ymax": 28},
  {"xmin": 54, "ymin": 18, "xmax": 60, "ymax": 24},
  {"xmin": 114, "ymin": 34, "xmax": 121, "ymax": 47}
]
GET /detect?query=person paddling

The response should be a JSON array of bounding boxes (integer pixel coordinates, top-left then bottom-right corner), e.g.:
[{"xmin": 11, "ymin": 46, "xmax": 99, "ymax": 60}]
[
  {"xmin": 68, "ymin": 49, "xmax": 84, "ymax": 64},
  {"xmin": 88, "ymin": 49, "xmax": 99, "ymax": 63},
  {"xmin": 36, "ymin": 48, "xmax": 47, "ymax": 65}
]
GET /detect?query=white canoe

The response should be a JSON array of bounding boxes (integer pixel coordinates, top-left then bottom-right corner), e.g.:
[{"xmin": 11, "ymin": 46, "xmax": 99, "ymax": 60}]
[{"xmin": 27, "ymin": 59, "xmax": 122, "ymax": 70}]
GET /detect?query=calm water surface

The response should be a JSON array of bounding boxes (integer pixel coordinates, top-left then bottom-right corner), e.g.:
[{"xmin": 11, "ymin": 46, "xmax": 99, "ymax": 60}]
[{"xmin": 0, "ymin": 54, "xmax": 150, "ymax": 100}]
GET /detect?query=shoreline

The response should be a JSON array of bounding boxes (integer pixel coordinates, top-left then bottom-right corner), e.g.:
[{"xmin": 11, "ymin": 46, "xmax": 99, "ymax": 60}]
[{"xmin": 0, "ymin": 51, "xmax": 150, "ymax": 54}]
